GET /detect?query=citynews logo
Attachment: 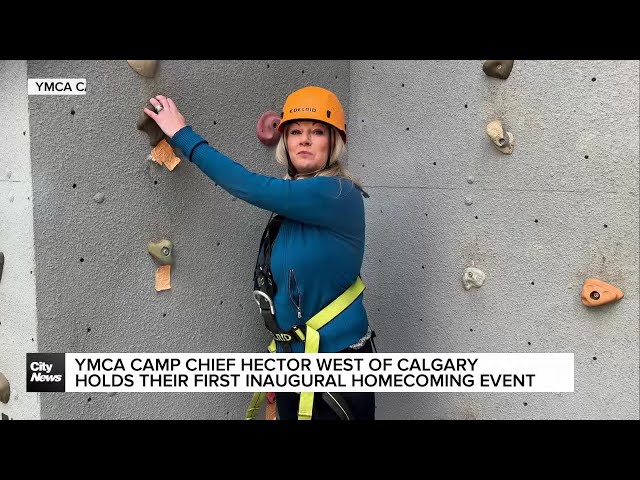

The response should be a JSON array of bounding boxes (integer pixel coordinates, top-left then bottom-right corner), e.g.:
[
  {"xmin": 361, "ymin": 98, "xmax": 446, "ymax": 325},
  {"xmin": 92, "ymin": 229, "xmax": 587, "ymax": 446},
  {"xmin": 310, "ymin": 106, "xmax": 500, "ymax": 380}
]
[
  {"xmin": 28, "ymin": 79, "xmax": 86, "ymax": 95},
  {"xmin": 26, "ymin": 353, "xmax": 65, "ymax": 392}
]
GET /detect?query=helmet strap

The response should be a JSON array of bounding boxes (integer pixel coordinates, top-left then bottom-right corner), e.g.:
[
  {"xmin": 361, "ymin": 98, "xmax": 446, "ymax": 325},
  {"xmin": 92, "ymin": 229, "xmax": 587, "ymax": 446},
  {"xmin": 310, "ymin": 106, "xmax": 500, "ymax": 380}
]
[
  {"xmin": 325, "ymin": 129, "xmax": 332, "ymax": 170},
  {"xmin": 283, "ymin": 133, "xmax": 298, "ymax": 177},
  {"xmin": 286, "ymin": 153, "xmax": 297, "ymax": 178}
]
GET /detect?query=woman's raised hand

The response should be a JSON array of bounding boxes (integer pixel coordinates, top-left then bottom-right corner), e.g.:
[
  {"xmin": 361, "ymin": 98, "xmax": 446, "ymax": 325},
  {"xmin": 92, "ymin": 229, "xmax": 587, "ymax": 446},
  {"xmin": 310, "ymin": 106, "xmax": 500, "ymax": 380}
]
[{"xmin": 143, "ymin": 95, "xmax": 187, "ymax": 139}]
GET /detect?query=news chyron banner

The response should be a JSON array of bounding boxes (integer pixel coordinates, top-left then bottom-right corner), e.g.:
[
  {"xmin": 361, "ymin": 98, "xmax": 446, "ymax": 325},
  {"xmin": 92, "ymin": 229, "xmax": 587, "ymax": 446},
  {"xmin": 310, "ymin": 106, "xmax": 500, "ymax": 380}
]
[{"xmin": 27, "ymin": 353, "xmax": 574, "ymax": 393}]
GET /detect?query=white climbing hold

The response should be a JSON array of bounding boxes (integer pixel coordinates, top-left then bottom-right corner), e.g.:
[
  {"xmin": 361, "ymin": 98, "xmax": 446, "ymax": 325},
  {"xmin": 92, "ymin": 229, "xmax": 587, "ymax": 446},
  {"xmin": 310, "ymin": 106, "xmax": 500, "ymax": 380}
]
[
  {"xmin": 486, "ymin": 120, "xmax": 515, "ymax": 154},
  {"xmin": 463, "ymin": 267, "xmax": 486, "ymax": 290}
]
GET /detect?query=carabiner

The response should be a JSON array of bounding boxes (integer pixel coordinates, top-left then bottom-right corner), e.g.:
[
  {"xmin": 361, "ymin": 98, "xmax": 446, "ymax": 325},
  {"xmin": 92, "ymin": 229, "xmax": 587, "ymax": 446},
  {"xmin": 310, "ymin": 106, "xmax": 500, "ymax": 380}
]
[{"xmin": 253, "ymin": 290, "xmax": 275, "ymax": 315}]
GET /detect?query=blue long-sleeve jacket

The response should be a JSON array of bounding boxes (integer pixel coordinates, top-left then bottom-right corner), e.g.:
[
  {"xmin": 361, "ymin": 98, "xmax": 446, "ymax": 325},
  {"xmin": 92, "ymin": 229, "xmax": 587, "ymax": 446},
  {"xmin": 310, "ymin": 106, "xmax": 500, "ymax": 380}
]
[{"xmin": 170, "ymin": 126, "xmax": 369, "ymax": 353}]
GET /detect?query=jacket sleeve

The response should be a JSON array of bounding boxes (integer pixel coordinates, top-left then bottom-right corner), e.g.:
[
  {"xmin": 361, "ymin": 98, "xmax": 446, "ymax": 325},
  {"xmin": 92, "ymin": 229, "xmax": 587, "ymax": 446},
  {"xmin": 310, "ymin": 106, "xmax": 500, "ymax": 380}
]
[{"xmin": 169, "ymin": 126, "xmax": 362, "ymax": 231}]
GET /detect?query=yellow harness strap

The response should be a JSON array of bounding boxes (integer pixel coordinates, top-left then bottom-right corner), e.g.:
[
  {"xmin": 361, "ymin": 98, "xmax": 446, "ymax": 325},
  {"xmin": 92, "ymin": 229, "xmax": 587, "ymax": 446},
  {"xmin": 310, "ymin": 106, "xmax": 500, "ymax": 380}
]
[
  {"xmin": 245, "ymin": 391, "xmax": 267, "ymax": 420},
  {"xmin": 245, "ymin": 276, "xmax": 366, "ymax": 420}
]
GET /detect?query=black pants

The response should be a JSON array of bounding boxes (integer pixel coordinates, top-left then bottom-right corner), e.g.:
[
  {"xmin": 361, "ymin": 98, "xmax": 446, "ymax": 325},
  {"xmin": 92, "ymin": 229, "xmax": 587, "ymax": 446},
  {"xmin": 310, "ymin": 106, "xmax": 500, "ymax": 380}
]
[{"xmin": 276, "ymin": 339, "xmax": 376, "ymax": 420}]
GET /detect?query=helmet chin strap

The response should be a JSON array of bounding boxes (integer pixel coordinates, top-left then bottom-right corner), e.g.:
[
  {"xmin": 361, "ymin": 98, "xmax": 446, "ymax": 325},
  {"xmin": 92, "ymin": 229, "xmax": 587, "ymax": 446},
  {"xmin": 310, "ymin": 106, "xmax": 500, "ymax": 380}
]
[{"xmin": 295, "ymin": 165, "xmax": 327, "ymax": 178}]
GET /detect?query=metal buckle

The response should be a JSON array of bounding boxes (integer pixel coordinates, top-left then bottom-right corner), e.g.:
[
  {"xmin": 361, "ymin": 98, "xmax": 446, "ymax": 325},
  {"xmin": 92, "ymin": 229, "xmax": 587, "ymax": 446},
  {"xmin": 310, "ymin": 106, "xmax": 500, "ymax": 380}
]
[{"xmin": 253, "ymin": 290, "xmax": 275, "ymax": 315}]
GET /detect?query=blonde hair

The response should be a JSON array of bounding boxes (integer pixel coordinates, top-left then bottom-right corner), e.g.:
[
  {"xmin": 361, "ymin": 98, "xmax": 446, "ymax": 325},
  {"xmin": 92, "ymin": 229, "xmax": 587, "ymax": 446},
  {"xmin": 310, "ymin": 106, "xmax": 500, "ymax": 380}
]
[{"xmin": 275, "ymin": 124, "xmax": 363, "ymax": 190}]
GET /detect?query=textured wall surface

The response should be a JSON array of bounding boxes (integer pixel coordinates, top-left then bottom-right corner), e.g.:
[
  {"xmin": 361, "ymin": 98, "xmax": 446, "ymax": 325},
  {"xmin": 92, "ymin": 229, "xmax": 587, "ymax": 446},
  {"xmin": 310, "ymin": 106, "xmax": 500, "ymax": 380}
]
[
  {"xmin": 349, "ymin": 60, "xmax": 639, "ymax": 419},
  {"xmin": 0, "ymin": 61, "xmax": 40, "ymax": 419},
  {"xmin": 24, "ymin": 60, "xmax": 349, "ymax": 419},
  {"xmin": 2, "ymin": 60, "xmax": 638, "ymax": 420}
]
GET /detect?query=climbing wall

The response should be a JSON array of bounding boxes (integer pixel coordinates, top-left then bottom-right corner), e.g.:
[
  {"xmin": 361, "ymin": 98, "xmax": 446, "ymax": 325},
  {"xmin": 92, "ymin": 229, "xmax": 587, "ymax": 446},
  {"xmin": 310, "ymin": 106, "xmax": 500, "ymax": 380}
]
[
  {"xmin": 0, "ymin": 61, "xmax": 40, "ymax": 419},
  {"xmin": 349, "ymin": 60, "xmax": 639, "ymax": 419},
  {"xmin": 15, "ymin": 60, "xmax": 350, "ymax": 419}
]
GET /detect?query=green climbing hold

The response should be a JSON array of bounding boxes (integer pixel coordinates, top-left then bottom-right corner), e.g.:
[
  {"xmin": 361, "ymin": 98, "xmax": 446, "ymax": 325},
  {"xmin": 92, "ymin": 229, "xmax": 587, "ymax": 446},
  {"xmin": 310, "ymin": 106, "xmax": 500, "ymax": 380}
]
[{"xmin": 148, "ymin": 240, "xmax": 174, "ymax": 265}]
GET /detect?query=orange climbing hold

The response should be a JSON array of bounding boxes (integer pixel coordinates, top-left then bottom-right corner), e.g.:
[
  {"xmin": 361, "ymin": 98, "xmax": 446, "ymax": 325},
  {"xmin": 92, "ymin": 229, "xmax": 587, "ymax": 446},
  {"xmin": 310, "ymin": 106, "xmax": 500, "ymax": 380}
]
[
  {"xmin": 581, "ymin": 278, "xmax": 624, "ymax": 307},
  {"xmin": 155, "ymin": 264, "xmax": 171, "ymax": 292},
  {"xmin": 149, "ymin": 139, "xmax": 181, "ymax": 171}
]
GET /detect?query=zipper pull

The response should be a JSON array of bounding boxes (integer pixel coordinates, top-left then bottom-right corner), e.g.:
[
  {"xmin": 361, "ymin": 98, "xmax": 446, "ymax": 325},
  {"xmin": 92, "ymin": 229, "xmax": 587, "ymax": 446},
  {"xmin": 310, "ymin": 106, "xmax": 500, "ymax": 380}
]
[{"xmin": 297, "ymin": 307, "xmax": 302, "ymax": 319}]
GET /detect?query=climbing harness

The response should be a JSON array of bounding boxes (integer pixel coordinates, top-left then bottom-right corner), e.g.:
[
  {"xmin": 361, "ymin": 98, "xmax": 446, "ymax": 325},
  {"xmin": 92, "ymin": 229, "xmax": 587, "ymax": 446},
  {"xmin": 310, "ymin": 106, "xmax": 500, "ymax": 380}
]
[{"xmin": 246, "ymin": 213, "xmax": 367, "ymax": 420}]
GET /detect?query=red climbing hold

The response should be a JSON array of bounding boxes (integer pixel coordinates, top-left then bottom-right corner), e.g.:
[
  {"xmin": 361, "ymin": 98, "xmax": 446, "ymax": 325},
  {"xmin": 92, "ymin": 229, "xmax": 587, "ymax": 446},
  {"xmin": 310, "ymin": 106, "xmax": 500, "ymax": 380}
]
[{"xmin": 256, "ymin": 111, "xmax": 282, "ymax": 146}]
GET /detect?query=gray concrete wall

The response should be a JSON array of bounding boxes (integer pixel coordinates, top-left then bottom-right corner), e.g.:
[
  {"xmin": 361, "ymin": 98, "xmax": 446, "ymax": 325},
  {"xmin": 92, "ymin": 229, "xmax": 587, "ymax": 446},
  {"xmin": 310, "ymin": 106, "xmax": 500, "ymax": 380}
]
[
  {"xmin": 1, "ymin": 60, "xmax": 638, "ymax": 420},
  {"xmin": 350, "ymin": 60, "xmax": 639, "ymax": 419},
  {"xmin": 0, "ymin": 61, "xmax": 40, "ymax": 419}
]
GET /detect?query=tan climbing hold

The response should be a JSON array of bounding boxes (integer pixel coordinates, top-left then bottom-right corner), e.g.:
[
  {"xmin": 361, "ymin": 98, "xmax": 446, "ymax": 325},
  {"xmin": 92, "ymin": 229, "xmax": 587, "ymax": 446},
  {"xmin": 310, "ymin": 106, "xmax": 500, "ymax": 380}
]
[
  {"xmin": 581, "ymin": 278, "xmax": 624, "ymax": 307},
  {"xmin": 483, "ymin": 60, "xmax": 514, "ymax": 79},
  {"xmin": 486, "ymin": 120, "xmax": 514, "ymax": 154},
  {"xmin": 155, "ymin": 264, "xmax": 171, "ymax": 292},
  {"xmin": 0, "ymin": 372, "xmax": 10, "ymax": 404},
  {"xmin": 149, "ymin": 139, "xmax": 181, "ymax": 171},
  {"xmin": 127, "ymin": 60, "xmax": 159, "ymax": 78}
]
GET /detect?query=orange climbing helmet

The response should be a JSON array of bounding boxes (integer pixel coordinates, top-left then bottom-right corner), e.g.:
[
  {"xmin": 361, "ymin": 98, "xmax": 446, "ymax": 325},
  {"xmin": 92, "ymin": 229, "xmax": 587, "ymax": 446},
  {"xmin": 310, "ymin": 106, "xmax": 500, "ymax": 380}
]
[{"xmin": 278, "ymin": 86, "xmax": 347, "ymax": 143}]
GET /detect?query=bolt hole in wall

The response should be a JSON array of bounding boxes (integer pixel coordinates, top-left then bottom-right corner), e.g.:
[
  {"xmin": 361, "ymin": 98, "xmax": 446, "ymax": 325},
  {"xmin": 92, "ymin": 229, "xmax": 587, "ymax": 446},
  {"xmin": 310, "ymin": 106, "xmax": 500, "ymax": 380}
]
[
  {"xmin": 72, "ymin": 183, "xmax": 77, "ymax": 189},
  {"xmin": 71, "ymin": 109, "xmax": 75, "ymax": 115}
]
